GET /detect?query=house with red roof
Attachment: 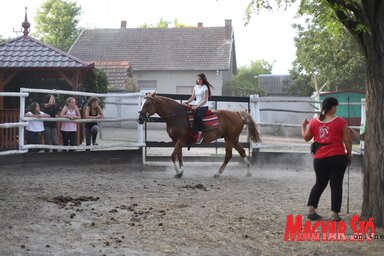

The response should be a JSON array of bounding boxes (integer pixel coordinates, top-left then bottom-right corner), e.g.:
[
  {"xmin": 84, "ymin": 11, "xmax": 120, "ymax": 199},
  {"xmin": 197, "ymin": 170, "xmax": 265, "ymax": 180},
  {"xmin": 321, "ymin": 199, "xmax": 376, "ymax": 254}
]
[{"xmin": 69, "ymin": 20, "xmax": 237, "ymax": 95}]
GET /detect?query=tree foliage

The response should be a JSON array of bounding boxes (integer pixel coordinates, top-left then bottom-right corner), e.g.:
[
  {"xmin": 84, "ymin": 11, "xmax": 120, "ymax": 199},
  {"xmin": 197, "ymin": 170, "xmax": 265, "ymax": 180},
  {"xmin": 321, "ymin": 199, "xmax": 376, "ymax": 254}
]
[
  {"xmin": 82, "ymin": 69, "xmax": 109, "ymax": 109},
  {"xmin": 138, "ymin": 19, "xmax": 193, "ymax": 28},
  {"xmin": 0, "ymin": 35, "xmax": 7, "ymax": 43},
  {"xmin": 287, "ymin": 68, "xmax": 313, "ymax": 96},
  {"xmin": 223, "ymin": 60, "xmax": 271, "ymax": 96},
  {"xmin": 34, "ymin": 0, "xmax": 81, "ymax": 52},
  {"xmin": 84, "ymin": 69, "xmax": 108, "ymax": 95},
  {"xmin": 291, "ymin": 1, "xmax": 366, "ymax": 93}
]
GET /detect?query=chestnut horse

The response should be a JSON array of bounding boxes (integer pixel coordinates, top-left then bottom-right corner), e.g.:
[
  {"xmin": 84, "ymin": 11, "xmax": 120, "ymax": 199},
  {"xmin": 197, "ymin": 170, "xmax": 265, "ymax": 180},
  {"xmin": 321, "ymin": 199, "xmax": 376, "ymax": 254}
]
[{"xmin": 138, "ymin": 92, "xmax": 261, "ymax": 178}]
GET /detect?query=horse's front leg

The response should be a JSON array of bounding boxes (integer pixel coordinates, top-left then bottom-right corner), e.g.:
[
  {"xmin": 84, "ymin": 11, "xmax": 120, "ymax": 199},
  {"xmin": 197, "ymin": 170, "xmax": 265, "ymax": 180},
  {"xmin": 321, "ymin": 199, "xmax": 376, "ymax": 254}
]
[
  {"xmin": 214, "ymin": 142, "xmax": 233, "ymax": 178},
  {"xmin": 171, "ymin": 140, "xmax": 184, "ymax": 178}
]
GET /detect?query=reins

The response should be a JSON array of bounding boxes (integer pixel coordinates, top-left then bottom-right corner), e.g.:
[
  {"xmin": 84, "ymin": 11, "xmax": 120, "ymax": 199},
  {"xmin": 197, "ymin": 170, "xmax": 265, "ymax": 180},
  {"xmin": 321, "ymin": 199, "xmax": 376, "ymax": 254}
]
[{"xmin": 144, "ymin": 96, "xmax": 188, "ymax": 120}]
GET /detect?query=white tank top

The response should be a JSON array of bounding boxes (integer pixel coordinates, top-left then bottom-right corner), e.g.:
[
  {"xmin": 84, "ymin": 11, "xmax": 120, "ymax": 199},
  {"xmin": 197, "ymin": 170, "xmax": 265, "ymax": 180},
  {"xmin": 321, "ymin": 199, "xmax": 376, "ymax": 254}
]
[{"xmin": 61, "ymin": 108, "xmax": 77, "ymax": 132}]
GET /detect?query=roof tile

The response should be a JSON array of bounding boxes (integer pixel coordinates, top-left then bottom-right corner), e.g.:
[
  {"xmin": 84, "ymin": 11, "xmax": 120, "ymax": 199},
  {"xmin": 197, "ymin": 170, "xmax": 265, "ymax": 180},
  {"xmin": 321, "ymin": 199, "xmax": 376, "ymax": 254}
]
[
  {"xmin": 0, "ymin": 36, "xmax": 93, "ymax": 68},
  {"xmin": 69, "ymin": 26, "xmax": 233, "ymax": 71}
]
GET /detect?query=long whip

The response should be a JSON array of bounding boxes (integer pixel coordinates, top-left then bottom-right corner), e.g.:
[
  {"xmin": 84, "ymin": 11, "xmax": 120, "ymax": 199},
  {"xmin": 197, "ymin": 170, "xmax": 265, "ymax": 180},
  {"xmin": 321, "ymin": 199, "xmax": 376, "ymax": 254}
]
[{"xmin": 347, "ymin": 96, "xmax": 350, "ymax": 214}]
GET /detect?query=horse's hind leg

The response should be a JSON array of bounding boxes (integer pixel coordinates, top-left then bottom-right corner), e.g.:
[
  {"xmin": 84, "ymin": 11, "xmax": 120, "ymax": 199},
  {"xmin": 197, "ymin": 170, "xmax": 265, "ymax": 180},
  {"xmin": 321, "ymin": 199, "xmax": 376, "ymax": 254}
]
[
  {"xmin": 233, "ymin": 142, "xmax": 252, "ymax": 177},
  {"xmin": 214, "ymin": 143, "xmax": 233, "ymax": 178}
]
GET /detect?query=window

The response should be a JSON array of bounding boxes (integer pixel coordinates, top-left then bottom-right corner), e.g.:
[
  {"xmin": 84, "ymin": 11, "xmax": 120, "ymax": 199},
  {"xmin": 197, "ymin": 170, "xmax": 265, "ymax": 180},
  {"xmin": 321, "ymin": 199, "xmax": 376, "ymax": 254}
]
[{"xmin": 138, "ymin": 80, "xmax": 157, "ymax": 93}]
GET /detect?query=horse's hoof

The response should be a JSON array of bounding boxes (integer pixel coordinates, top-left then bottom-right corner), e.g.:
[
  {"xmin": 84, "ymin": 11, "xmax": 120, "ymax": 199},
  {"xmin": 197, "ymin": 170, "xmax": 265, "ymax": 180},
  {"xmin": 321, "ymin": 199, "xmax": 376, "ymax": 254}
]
[
  {"xmin": 246, "ymin": 172, "xmax": 252, "ymax": 177},
  {"xmin": 175, "ymin": 171, "xmax": 183, "ymax": 178},
  {"xmin": 213, "ymin": 172, "xmax": 221, "ymax": 179}
]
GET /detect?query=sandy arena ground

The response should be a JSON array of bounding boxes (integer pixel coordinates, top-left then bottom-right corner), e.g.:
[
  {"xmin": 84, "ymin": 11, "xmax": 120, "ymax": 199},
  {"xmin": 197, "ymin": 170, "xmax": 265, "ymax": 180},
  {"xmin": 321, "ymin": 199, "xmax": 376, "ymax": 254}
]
[{"xmin": 0, "ymin": 158, "xmax": 383, "ymax": 256}]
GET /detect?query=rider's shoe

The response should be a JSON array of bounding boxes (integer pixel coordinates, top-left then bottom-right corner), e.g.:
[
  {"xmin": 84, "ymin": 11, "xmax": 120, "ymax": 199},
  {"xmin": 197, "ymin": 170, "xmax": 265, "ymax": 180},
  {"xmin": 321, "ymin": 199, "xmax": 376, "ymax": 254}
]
[{"xmin": 195, "ymin": 133, "xmax": 203, "ymax": 144}]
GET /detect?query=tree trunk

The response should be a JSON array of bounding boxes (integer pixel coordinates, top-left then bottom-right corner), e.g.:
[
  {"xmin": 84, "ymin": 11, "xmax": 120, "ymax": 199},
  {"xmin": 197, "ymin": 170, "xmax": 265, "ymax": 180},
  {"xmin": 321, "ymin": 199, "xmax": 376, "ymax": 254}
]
[
  {"xmin": 360, "ymin": 25, "xmax": 384, "ymax": 227},
  {"xmin": 316, "ymin": 0, "xmax": 384, "ymax": 227}
]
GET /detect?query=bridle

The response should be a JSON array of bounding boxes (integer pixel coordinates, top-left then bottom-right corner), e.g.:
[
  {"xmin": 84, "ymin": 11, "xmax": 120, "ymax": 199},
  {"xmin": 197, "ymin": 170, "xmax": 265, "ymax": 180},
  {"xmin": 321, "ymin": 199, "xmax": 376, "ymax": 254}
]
[
  {"xmin": 138, "ymin": 97, "xmax": 154, "ymax": 123},
  {"xmin": 138, "ymin": 96, "xmax": 190, "ymax": 123}
]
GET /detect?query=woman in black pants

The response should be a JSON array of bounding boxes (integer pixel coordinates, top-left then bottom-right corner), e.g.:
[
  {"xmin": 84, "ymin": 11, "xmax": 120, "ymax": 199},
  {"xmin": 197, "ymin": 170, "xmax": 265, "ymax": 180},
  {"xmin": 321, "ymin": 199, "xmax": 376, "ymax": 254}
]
[
  {"xmin": 184, "ymin": 73, "xmax": 214, "ymax": 144},
  {"xmin": 301, "ymin": 97, "xmax": 352, "ymax": 221},
  {"xmin": 84, "ymin": 97, "xmax": 104, "ymax": 147}
]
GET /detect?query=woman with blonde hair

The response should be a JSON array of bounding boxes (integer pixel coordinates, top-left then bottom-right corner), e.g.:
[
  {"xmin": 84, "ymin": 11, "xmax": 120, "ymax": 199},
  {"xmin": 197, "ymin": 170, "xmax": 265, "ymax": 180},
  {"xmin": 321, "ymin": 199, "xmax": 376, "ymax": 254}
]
[{"xmin": 60, "ymin": 97, "xmax": 81, "ymax": 150}]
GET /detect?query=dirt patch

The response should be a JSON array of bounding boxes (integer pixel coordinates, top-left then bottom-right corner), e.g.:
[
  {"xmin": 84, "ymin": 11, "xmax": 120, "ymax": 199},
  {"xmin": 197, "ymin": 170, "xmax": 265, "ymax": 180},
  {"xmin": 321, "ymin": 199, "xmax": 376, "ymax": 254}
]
[
  {"xmin": 42, "ymin": 195, "xmax": 100, "ymax": 207},
  {"xmin": 0, "ymin": 162, "xmax": 382, "ymax": 255}
]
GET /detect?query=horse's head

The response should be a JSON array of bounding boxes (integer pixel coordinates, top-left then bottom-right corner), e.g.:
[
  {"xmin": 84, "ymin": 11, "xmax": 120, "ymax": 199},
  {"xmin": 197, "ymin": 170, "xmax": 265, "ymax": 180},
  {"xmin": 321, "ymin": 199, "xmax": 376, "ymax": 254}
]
[{"xmin": 138, "ymin": 92, "xmax": 157, "ymax": 124}]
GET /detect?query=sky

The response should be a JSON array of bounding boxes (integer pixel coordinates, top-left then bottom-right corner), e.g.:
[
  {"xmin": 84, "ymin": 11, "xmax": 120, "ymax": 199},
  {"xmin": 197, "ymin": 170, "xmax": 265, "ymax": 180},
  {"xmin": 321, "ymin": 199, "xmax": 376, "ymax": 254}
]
[{"xmin": 0, "ymin": 0, "xmax": 299, "ymax": 74}]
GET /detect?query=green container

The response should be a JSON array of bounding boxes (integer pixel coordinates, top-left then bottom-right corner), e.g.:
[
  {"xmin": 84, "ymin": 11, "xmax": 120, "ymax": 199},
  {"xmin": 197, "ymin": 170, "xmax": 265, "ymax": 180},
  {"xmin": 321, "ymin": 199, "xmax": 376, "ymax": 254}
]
[{"xmin": 312, "ymin": 90, "xmax": 365, "ymax": 126}]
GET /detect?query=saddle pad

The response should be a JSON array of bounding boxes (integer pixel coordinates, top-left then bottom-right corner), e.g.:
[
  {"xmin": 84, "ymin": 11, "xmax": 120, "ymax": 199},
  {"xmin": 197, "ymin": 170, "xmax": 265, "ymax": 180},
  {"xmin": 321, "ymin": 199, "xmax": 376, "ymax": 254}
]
[
  {"xmin": 201, "ymin": 112, "xmax": 219, "ymax": 127},
  {"xmin": 188, "ymin": 111, "xmax": 220, "ymax": 128}
]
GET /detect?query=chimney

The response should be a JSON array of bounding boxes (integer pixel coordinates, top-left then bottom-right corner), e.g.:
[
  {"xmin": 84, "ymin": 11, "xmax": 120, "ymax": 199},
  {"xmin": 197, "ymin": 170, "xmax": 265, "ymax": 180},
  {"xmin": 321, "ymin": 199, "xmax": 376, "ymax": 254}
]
[
  {"xmin": 225, "ymin": 19, "xmax": 232, "ymax": 41},
  {"xmin": 197, "ymin": 22, "xmax": 203, "ymax": 28},
  {"xmin": 121, "ymin": 20, "xmax": 127, "ymax": 29}
]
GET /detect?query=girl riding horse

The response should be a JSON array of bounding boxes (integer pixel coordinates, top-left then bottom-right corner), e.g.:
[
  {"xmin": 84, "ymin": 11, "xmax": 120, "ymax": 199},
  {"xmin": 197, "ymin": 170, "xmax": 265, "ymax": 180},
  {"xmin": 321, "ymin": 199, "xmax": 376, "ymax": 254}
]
[
  {"xmin": 184, "ymin": 73, "xmax": 214, "ymax": 144},
  {"xmin": 138, "ymin": 92, "xmax": 261, "ymax": 178}
]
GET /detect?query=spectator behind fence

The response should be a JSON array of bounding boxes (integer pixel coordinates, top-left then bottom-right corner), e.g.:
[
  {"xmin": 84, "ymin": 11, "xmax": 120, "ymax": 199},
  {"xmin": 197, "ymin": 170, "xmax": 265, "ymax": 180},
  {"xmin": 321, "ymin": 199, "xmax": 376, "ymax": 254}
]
[
  {"xmin": 60, "ymin": 97, "xmax": 81, "ymax": 151},
  {"xmin": 84, "ymin": 96, "xmax": 104, "ymax": 147},
  {"xmin": 25, "ymin": 102, "xmax": 49, "ymax": 152},
  {"xmin": 42, "ymin": 94, "xmax": 60, "ymax": 152}
]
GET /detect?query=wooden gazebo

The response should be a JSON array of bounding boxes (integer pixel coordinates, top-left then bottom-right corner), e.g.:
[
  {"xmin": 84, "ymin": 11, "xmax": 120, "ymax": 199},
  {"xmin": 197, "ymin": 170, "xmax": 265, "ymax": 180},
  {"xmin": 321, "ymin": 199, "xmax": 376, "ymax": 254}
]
[{"xmin": 0, "ymin": 10, "xmax": 95, "ymax": 150}]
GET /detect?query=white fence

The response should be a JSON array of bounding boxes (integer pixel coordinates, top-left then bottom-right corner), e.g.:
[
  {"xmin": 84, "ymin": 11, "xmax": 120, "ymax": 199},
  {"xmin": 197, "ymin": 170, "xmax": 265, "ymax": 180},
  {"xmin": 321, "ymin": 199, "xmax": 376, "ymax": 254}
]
[
  {"xmin": 0, "ymin": 88, "xmax": 146, "ymax": 156},
  {"xmin": 0, "ymin": 89, "xmax": 365, "ymax": 156}
]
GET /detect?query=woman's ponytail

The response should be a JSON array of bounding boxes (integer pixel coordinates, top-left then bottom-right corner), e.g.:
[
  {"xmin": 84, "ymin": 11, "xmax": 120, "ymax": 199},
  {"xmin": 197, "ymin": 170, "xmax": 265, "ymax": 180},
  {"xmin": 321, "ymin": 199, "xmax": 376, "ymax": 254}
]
[{"xmin": 319, "ymin": 97, "xmax": 338, "ymax": 121}]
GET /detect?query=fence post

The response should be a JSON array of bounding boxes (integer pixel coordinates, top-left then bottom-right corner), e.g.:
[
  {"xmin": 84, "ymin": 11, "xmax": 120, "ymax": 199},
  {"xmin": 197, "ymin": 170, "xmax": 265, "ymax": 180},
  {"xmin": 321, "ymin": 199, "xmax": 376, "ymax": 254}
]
[
  {"xmin": 137, "ymin": 94, "xmax": 144, "ymax": 146},
  {"xmin": 19, "ymin": 88, "xmax": 26, "ymax": 151},
  {"xmin": 360, "ymin": 98, "xmax": 366, "ymax": 154},
  {"xmin": 249, "ymin": 94, "xmax": 260, "ymax": 150}
]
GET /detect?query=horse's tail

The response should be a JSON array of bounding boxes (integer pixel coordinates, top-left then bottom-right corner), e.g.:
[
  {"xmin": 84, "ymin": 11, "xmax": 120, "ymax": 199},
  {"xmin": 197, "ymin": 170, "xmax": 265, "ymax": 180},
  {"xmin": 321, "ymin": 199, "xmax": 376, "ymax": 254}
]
[{"xmin": 239, "ymin": 111, "xmax": 261, "ymax": 143}]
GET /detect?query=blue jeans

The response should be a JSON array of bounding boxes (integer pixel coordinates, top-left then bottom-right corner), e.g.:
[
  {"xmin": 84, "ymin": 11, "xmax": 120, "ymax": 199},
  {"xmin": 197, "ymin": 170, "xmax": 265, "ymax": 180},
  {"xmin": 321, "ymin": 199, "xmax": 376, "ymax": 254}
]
[
  {"xmin": 193, "ymin": 106, "xmax": 208, "ymax": 132},
  {"xmin": 85, "ymin": 125, "xmax": 99, "ymax": 145},
  {"xmin": 43, "ymin": 127, "xmax": 58, "ymax": 152},
  {"xmin": 26, "ymin": 130, "xmax": 41, "ymax": 152}
]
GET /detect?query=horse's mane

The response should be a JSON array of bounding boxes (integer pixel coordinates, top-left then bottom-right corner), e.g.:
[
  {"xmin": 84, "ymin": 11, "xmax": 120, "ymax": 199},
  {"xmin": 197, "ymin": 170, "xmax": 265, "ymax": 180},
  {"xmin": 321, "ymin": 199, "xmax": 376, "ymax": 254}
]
[{"xmin": 153, "ymin": 95, "xmax": 186, "ymax": 111}]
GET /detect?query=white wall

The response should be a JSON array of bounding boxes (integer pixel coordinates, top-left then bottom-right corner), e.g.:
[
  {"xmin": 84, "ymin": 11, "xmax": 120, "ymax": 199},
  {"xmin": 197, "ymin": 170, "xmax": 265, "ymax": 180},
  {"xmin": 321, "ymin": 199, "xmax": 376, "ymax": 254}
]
[
  {"xmin": 258, "ymin": 96, "xmax": 313, "ymax": 136},
  {"xmin": 103, "ymin": 96, "xmax": 141, "ymax": 128},
  {"xmin": 134, "ymin": 70, "xmax": 225, "ymax": 95}
]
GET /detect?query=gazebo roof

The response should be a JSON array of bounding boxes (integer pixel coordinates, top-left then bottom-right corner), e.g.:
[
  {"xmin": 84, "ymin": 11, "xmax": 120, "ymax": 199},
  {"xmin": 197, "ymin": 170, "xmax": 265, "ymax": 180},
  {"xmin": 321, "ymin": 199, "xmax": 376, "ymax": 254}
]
[
  {"xmin": 0, "ymin": 35, "xmax": 94, "ymax": 69},
  {"xmin": 0, "ymin": 7, "xmax": 93, "ymax": 69}
]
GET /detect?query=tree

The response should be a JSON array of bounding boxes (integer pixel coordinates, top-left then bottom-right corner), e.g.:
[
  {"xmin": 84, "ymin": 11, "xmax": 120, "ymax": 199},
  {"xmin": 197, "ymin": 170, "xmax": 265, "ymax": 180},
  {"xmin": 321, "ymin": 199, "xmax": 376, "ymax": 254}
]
[
  {"xmin": 0, "ymin": 35, "xmax": 6, "ymax": 43},
  {"xmin": 246, "ymin": 0, "xmax": 384, "ymax": 227},
  {"xmin": 291, "ymin": 1, "xmax": 366, "ymax": 93},
  {"xmin": 288, "ymin": 68, "xmax": 313, "ymax": 96},
  {"xmin": 223, "ymin": 60, "xmax": 271, "ymax": 96},
  {"xmin": 34, "ymin": 0, "xmax": 81, "ymax": 52},
  {"xmin": 138, "ymin": 19, "xmax": 192, "ymax": 28},
  {"xmin": 82, "ymin": 69, "xmax": 109, "ymax": 109}
]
